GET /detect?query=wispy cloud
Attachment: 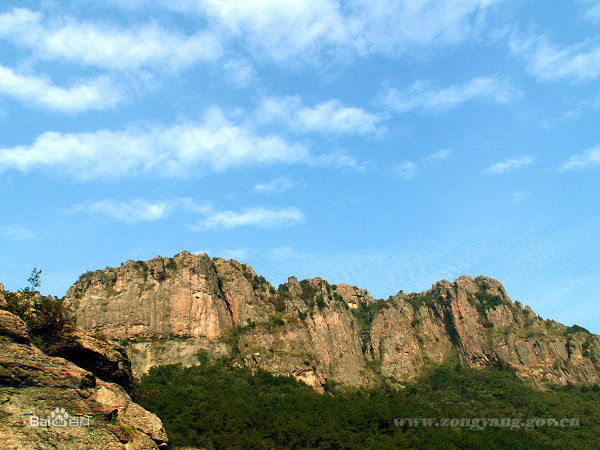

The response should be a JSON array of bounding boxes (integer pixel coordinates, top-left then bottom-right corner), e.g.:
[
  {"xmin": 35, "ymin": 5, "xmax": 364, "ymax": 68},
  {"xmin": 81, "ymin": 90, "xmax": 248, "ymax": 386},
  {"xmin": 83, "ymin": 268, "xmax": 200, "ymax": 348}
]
[
  {"xmin": 392, "ymin": 149, "xmax": 452, "ymax": 179},
  {"xmin": 559, "ymin": 146, "xmax": 600, "ymax": 171},
  {"xmin": 0, "ymin": 107, "xmax": 308, "ymax": 180},
  {"xmin": 198, "ymin": 207, "xmax": 305, "ymax": 230},
  {"xmin": 511, "ymin": 191, "xmax": 529, "ymax": 202},
  {"xmin": 0, "ymin": 8, "xmax": 221, "ymax": 71},
  {"xmin": 258, "ymin": 96, "xmax": 382, "ymax": 135},
  {"xmin": 381, "ymin": 77, "xmax": 516, "ymax": 113},
  {"xmin": 102, "ymin": 0, "xmax": 496, "ymax": 62},
  {"xmin": 423, "ymin": 149, "xmax": 452, "ymax": 165},
  {"xmin": 220, "ymin": 248, "xmax": 252, "ymax": 261},
  {"xmin": 0, "ymin": 65, "xmax": 121, "ymax": 112},
  {"xmin": 308, "ymin": 152, "xmax": 368, "ymax": 171},
  {"xmin": 1, "ymin": 226, "xmax": 37, "ymax": 242},
  {"xmin": 510, "ymin": 32, "xmax": 600, "ymax": 81},
  {"xmin": 585, "ymin": 0, "xmax": 600, "ymax": 22},
  {"xmin": 253, "ymin": 177, "xmax": 296, "ymax": 194},
  {"xmin": 585, "ymin": 2, "xmax": 600, "ymax": 22},
  {"xmin": 72, "ymin": 197, "xmax": 304, "ymax": 231},
  {"xmin": 83, "ymin": 199, "xmax": 173, "ymax": 223},
  {"xmin": 483, "ymin": 156, "xmax": 535, "ymax": 175},
  {"xmin": 392, "ymin": 161, "xmax": 418, "ymax": 180},
  {"xmin": 222, "ymin": 58, "xmax": 256, "ymax": 88}
]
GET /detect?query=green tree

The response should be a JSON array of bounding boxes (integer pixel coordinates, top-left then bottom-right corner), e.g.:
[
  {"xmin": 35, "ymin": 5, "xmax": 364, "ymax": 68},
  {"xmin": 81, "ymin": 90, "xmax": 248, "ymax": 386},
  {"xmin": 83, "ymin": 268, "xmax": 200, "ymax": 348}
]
[{"xmin": 4, "ymin": 268, "xmax": 75, "ymax": 352}]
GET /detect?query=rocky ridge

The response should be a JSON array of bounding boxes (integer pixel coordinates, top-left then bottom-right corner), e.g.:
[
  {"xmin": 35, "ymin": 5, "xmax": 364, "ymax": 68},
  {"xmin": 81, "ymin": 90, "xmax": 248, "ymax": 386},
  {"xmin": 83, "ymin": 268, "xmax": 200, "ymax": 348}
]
[
  {"xmin": 0, "ymin": 288, "xmax": 167, "ymax": 449},
  {"xmin": 66, "ymin": 252, "xmax": 600, "ymax": 392}
]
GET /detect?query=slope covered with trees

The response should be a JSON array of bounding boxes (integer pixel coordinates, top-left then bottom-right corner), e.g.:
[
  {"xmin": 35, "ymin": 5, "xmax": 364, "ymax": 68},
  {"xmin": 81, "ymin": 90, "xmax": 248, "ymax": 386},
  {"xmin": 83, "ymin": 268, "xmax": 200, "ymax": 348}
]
[{"xmin": 136, "ymin": 358, "xmax": 600, "ymax": 449}]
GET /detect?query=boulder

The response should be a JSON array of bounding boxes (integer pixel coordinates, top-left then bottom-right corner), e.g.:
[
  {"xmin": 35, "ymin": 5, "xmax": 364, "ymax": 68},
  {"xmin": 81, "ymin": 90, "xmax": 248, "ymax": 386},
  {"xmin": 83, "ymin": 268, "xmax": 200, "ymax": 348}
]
[
  {"xmin": 49, "ymin": 330, "xmax": 135, "ymax": 394},
  {"xmin": 0, "ymin": 309, "xmax": 167, "ymax": 449}
]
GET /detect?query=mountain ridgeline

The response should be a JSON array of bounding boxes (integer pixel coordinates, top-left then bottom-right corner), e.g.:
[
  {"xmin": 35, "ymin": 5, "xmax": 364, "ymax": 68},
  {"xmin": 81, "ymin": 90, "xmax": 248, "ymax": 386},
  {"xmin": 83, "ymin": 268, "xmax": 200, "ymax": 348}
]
[{"xmin": 65, "ymin": 251, "xmax": 600, "ymax": 391}]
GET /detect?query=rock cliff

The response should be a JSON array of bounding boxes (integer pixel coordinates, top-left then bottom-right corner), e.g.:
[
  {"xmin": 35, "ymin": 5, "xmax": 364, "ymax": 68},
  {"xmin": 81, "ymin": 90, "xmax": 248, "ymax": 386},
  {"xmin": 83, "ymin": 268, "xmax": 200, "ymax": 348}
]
[
  {"xmin": 0, "ymin": 296, "xmax": 168, "ymax": 448},
  {"xmin": 65, "ymin": 252, "xmax": 600, "ymax": 391}
]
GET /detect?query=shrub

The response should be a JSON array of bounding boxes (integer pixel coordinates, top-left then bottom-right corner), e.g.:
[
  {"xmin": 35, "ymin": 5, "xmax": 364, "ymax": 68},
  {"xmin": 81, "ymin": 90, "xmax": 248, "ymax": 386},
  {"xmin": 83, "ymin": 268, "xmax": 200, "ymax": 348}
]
[
  {"xmin": 165, "ymin": 258, "xmax": 178, "ymax": 271},
  {"xmin": 475, "ymin": 292, "xmax": 503, "ymax": 315},
  {"xmin": 316, "ymin": 294, "xmax": 326, "ymax": 310},
  {"xmin": 566, "ymin": 325, "xmax": 591, "ymax": 335},
  {"xmin": 5, "ymin": 269, "xmax": 75, "ymax": 353}
]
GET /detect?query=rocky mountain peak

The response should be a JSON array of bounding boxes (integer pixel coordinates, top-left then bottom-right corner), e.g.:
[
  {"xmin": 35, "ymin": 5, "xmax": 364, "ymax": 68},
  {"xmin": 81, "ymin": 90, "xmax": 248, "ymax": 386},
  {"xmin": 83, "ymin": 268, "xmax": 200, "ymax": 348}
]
[{"xmin": 64, "ymin": 254, "xmax": 600, "ymax": 392}]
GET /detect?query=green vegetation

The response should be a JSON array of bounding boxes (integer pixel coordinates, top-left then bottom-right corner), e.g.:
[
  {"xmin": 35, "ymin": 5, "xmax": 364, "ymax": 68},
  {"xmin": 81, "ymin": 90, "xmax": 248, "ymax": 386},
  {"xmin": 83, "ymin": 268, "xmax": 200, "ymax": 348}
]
[
  {"xmin": 298, "ymin": 280, "xmax": 317, "ymax": 307},
  {"xmin": 406, "ymin": 293, "xmax": 440, "ymax": 311},
  {"xmin": 475, "ymin": 292, "xmax": 503, "ymax": 315},
  {"xmin": 3, "ymin": 268, "xmax": 75, "ymax": 352},
  {"xmin": 315, "ymin": 294, "xmax": 326, "ymax": 310},
  {"xmin": 133, "ymin": 261, "xmax": 149, "ymax": 279},
  {"xmin": 165, "ymin": 258, "xmax": 178, "ymax": 272},
  {"xmin": 566, "ymin": 325, "xmax": 591, "ymax": 336},
  {"xmin": 136, "ymin": 359, "xmax": 600, "ymax": 449},
  {"xmin": 110, "ymin": 412, "xmax": 139, "ymax": 441},
  {"xmin": 352, "ymin": 301, "xmax": 385, "ymax": 333},
  {"xmin": 352, "ymin": 301, "xmax": 388, "ymax": 354}
]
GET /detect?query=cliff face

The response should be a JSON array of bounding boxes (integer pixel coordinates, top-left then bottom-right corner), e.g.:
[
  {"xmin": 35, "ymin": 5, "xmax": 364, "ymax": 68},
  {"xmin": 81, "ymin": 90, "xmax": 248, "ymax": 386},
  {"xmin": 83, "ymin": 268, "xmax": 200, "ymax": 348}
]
[{"xmin": 65, "ymin": 252, "xmax": 600, "ymax": 391}]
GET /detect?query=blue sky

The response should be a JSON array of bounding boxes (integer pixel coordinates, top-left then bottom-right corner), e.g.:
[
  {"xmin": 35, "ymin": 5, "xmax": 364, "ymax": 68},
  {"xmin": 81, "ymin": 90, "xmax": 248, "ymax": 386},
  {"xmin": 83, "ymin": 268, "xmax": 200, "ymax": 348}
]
[{"xmin": 1, "ymin": 1, "xmax": 599, "ymax": 332}]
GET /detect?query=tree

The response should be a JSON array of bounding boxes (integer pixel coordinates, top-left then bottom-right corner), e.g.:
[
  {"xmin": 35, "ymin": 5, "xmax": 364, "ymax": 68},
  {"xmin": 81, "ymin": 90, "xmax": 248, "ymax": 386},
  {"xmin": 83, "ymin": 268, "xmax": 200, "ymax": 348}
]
[{"xmin": 4, "ymin": 268, "xmax": 75, "ymax": 352}]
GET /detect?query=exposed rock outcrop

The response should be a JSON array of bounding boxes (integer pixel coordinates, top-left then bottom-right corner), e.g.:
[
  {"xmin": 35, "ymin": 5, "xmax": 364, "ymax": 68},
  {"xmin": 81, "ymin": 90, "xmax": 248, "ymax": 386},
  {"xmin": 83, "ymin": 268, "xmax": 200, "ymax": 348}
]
[
  {"xmin": 0, "ymin": 305, "xmax": 167, "ymax": 448},
  {"xmin": 0, "ymin": 282, "xmax": 6, "ymax": 308},
  {"xmin": 49, "ymin": 330, "xmax": 135, "ymax": 394},
  {"xmin": 65, "ymin": 252, "xmax": 600, "ymax": 391}
]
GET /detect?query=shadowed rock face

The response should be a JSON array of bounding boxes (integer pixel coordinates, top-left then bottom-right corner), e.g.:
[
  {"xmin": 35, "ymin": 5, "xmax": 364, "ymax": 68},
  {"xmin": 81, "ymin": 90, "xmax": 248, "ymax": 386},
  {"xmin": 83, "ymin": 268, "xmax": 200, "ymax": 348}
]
[
  {"xmin": 49, "ymin": 330, "xmax": 135, "ymax": 395},
  {"xmin": 0, "ymin": 306, "xmax": 167, "ymax": 449},
  {"xmin": 65, "ymin": 252, "xmax": 600, "ymax": 391}
]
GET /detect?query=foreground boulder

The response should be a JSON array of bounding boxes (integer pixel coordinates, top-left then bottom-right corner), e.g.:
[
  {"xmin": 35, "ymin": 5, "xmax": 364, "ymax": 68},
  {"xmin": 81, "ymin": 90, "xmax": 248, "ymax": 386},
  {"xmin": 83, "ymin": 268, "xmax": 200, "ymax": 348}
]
[
  {"xmin": 0, "ymin": 308, "xmax": 167, "ymax": 449},
  {"xmin": 49, "ymin": 330, "xmax": 135, "ymax": 395}
]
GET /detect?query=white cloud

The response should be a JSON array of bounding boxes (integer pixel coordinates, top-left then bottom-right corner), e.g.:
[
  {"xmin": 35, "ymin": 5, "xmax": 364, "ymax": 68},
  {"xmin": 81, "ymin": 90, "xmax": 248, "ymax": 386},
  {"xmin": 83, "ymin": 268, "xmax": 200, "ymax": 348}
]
[
  {"xmin": 1, "ymin": 226, "xmax": 37, "ymax": 242},
  {"xmin": 198, "ymin": 207, "xmax": 305, "ymax": 230},
  {"xmin": 347, "ymin": 0, "xmax": 497, "ymax": 53},
  {"xmin": 381, "ymin": 77, "xmax": 516, "ymax": 113},
  {"xmin": 392, "ymin": 161, "xmax": 418, "ymax": 179},
  {"xmin": 423, "ymin": 149, "xmax": 452, "ymax": 165},
  {"xmin": 73, "ymin": 197, "xmax": 303, "ymax": 231},
  {"xmin": 84, "ymin": 199, "xmax": 172, "ymax": 223},
  {"xmin": 253, "ymin": 177, "xmax": 295, "ymax": 194},
  {"xmin": 511, "ymin": 191, "xmax": 528, "ymax": 202},
  {"xmin": 175, "ymin": 0, "xmax": 350, "ymax": 61},
  {"xmin": 392, "ymin": 150, "xmax": 451, "ymax": 180},
  {"xmin": 0, "ymin": 107, "xmax": 308, "ymax": 180},
  {"xmin": 0, "ymin": 65, "xmax": 121, "ymax": 112},
  {"xmin": 258, "ymin": 96, "xmax": 381, "ymax": 135},
  {"xmin": 584, "ymin": 2, "xmax": 600, "ymax": 22},
  {"xmin": 560, "ymin": 146, "xmax": 600, "ymax": 171},
  {"xmin": 221, "ymin": 248, "xmax": 252, "ymax": 261},
  {"xmin": 308, "ymin": 152, "xmax": 367, "ymax": 171},
  {"xmin": 103, "ymin": 0, "xmax": 496, "ymax": 61},
  {"xmin": 0, "ymin": 8, "xmax": 221, "ymax": 71},
  {"xmin": 223, "ymin": 58, "xmax": 256, "ymax": 88},
  {"xmin": 483, "ymin": 156, "xmax": 534, "ymax": 175},
  {"xmin": 510, "ymin": 33, "xmax": 600, "ymax": 81}
]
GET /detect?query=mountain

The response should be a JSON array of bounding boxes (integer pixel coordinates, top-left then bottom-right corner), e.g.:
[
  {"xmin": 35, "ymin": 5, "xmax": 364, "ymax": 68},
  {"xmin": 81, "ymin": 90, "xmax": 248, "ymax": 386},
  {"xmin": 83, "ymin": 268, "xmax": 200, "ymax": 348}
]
[{"xmin": 65, "ymin": 251, "xmax": 600, "ymax": 392}]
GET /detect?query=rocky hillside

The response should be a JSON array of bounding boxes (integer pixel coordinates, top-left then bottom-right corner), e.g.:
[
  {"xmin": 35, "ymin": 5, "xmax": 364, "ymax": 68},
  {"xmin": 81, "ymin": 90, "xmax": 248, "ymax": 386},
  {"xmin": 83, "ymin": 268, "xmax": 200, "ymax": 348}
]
[
  {"xmin": 0, "ymin": 288, "xmax": 168, "ymax": 449},
  {"xmin": 65, "ymin": 251, "xmax": 600, "ymax": 392}
]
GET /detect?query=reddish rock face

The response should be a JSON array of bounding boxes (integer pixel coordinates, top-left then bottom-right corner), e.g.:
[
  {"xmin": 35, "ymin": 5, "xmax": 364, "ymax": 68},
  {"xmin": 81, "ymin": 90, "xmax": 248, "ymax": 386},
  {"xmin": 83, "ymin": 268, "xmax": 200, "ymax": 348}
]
[
  {"xmin": 0, "ymin": 282, "xmax": 6, "ymax": 309},
  {"xmin": 66, "ymin": 253, "xmax": 600, "ymax": 390}
]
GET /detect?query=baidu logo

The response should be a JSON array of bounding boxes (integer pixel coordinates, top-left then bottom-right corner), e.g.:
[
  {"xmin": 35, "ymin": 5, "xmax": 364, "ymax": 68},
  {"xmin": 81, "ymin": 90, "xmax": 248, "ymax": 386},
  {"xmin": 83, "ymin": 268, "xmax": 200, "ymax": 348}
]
[{"xmin": 29, "ymin": 407, "xmax": 90, "ymax": 427}]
